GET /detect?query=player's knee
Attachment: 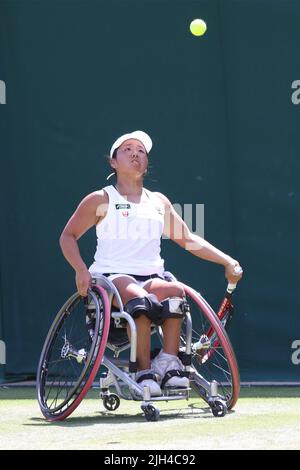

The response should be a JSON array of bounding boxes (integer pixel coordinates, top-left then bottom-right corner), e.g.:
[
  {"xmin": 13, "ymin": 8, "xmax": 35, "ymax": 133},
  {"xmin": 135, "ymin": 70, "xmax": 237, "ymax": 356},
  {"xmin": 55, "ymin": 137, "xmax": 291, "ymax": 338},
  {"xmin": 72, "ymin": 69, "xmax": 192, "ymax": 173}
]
[
  {"xmin": 124, "ymin": 293, "xmax": 164, "ymax": 324},
  {"xmin": 166, "ymin": 281, "xmax": 185, "ymax": 299}
]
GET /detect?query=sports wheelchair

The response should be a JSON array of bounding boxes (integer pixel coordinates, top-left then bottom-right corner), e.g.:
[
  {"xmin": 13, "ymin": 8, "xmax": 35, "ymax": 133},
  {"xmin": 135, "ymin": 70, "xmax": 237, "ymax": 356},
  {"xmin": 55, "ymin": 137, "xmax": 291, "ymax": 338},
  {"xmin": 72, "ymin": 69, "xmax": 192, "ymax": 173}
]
[{"xmin": 36, "ymin": 271, "xmax": 240, "ymax": 422}]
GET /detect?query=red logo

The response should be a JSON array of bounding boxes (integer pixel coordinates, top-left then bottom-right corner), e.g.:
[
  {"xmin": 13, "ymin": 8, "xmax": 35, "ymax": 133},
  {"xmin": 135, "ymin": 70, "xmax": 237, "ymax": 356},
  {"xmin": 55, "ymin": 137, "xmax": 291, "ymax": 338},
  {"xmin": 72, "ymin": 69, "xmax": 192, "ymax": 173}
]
[{"xmin": 122, "ymin": 211, "xmax": 129, "ymax": 217}]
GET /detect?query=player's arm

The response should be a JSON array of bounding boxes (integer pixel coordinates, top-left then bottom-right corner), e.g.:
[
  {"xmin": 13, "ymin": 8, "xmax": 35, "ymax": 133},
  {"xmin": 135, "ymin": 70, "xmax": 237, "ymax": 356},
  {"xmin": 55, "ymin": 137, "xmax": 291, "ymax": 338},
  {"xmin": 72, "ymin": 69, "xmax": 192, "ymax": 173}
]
[
  {"xmin": 59, "ymin": 191, "xmax": 107, "ymax": 295},
  {"xmin": 154, "ymin": 192, "xmax": 243, "ymax": 284}
]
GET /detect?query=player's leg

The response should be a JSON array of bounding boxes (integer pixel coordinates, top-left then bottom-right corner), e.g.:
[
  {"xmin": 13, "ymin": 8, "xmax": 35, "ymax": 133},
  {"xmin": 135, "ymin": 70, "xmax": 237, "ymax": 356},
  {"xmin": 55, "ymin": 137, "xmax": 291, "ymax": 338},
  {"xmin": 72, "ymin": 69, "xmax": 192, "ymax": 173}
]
[
  {"xmin": 109, "ymin": 275, "xmax": 161, "ymax": 395},
  {"xmin": 143, "ymin": 279, "xmax": 189, "ymax": 388},
  {"xmin": 109, "ymin": 275, "xmax": 151, "ymax": 369},
  {"xmin": 143, "ymin": 279, "xmax": 184, "ymax": 354}
]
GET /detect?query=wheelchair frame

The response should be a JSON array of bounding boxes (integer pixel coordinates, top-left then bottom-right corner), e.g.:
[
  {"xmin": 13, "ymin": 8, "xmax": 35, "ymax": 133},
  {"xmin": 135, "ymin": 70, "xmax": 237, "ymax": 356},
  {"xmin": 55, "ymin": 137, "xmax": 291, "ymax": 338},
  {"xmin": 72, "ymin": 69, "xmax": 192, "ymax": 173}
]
[{"xmin": 37, "ymin": 271, "xmax": 240, "ymax": 422}]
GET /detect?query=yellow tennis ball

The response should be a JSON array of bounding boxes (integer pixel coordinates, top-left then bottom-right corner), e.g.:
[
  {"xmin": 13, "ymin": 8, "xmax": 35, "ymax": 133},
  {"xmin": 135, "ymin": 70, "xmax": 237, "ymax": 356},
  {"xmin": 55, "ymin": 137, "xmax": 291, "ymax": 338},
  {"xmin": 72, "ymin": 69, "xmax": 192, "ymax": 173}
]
[{"xmin": 190, "ymin": 19, "xmax": 207, "ymax": 37}]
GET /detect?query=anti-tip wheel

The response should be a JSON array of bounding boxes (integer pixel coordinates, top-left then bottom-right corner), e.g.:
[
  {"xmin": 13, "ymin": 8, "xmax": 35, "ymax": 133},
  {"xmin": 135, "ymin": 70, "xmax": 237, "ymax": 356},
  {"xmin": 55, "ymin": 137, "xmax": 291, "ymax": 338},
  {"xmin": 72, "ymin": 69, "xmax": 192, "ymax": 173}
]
[
  {"xmin": 103, "ymin": 394, "xmax": 120, "ymax": 411},
  {"xmin": 141, "ymin": 404, "xmax": 160, "ymax": 422},
  {"xmin": 211, "ymin": 399, "xmax": 227, "ymax": 417}
]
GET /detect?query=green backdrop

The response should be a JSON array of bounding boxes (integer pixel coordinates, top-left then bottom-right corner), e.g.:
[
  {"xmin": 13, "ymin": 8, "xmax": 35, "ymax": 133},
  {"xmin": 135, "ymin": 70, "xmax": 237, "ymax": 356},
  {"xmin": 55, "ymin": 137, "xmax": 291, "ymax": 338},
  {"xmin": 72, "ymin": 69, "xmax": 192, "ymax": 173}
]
[{"xmin": 1, "ymin": 0, "xmax": 299, "ymax": 382}]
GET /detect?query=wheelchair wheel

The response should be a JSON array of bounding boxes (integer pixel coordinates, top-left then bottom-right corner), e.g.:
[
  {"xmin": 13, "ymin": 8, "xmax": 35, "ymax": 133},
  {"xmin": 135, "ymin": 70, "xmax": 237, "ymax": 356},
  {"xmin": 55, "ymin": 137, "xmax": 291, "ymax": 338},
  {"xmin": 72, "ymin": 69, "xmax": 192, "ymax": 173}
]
[
  {"xmin": 36, "ymin": 285, "xmax": 110, "ymax": 421},
  {"xmin": 181, "ymin": 284, "xmax": 240, "ymax": 410}
]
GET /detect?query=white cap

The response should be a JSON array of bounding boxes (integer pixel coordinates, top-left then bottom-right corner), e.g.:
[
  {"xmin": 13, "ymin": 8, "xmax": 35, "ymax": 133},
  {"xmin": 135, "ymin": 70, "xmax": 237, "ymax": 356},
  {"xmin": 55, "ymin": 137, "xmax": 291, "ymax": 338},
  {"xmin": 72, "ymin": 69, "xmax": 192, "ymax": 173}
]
[{"xmin": 109, "ymin": 130, "xmax": 152, "ymax": 158}]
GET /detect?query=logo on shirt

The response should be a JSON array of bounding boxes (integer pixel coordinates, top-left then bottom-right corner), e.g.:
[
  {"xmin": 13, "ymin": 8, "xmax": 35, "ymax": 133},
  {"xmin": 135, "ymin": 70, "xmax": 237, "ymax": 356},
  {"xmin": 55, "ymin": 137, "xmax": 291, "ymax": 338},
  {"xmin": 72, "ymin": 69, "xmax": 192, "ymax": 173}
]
[
  {"xmin": 115, "ymin": 204, "xmax": 131, "ymax": 210},
  {"xmin": 155, "ymin": 206, "xmax": 164, "ymax": 215},
  {"xmin": 122, "ymin": 211, "xmax": 129, "ymax": 217}
]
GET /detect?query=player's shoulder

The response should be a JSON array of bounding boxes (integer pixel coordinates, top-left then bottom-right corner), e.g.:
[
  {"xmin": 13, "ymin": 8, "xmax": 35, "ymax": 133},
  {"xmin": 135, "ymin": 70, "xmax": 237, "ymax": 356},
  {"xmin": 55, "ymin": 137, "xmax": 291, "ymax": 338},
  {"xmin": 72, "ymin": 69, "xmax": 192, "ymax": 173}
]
[
  {"xmin": 79, "ymin": 189, "xmax": 108, "ymax": 210},
  {"xmin": 152, "ymin": 191, "xmax": 172, "ymax": 208}
]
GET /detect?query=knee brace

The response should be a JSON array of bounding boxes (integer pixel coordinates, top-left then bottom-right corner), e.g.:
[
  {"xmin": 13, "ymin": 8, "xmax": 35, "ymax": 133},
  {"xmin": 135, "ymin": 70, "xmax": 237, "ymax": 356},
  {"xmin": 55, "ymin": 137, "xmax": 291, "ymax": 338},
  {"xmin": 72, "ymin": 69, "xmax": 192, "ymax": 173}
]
[
  {"xmin": 160, "ymin": 296, "xmax": 190, "ymax": 320},
  {"xmin": 124, "ymin": 294, "xmax": 164, "ymax": 325}
]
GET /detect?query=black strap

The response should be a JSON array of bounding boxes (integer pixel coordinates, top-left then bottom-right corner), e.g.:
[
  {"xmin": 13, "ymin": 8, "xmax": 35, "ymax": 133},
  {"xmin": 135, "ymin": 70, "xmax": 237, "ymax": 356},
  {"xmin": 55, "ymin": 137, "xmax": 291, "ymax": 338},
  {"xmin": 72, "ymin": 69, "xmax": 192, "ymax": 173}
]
[
  {"xmin": 102, "ymin": 273, "xmax": 162, "ymax": 282},
  {"xmin": 161, "ymin": 369, "xmax": 190, "ymax": 389},
  {"xmin": 178, "ymin": 351, "xmax": 192, "ymax": 366},
  {"xmin": 133, "ymin": 274, "xmax": 161, "ymax": 281},
  {"xmin": 136, "ymin": 373, "xmax": 158, "ymax": 384}
]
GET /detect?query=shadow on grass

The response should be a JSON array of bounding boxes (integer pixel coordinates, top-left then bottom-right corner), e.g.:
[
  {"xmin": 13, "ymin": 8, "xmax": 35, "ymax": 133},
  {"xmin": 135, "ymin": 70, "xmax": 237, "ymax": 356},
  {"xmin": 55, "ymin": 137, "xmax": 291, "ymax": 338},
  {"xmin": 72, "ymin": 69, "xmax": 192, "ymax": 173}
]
[{"xmin": 25, "ymin": 402, "xmax": 224, "ymax": 427}]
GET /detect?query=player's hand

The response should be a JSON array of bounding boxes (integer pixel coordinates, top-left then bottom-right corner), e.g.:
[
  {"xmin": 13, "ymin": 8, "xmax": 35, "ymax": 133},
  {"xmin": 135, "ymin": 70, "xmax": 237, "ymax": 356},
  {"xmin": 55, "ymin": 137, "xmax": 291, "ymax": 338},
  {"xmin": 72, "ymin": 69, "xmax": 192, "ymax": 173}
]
[
  {"xmin": 75, "ymin": 268, "xmax": 92, "ymax": 297},
  {"xmin": 225, "ymin": 259, "xmax": 243, "ymax": 285}
]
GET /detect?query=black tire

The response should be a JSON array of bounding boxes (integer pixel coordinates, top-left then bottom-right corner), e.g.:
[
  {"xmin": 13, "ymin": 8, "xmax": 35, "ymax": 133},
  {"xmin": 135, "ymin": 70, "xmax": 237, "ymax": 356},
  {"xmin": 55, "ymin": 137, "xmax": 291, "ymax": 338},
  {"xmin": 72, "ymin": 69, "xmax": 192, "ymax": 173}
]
[
  {"xmin": 36, "ymin": 285, "xmax": 110, "ymax": 421},
  {"xmin": 103, "ymin": 394, "xmax": 120, "ymax": 411},
  {"xmin": 211, "ymin": 400, "xmax": 228, "ymax": 417},
  {"xmin": 142, "ymin": 404, "xmax": 160, "ymax": 422}
]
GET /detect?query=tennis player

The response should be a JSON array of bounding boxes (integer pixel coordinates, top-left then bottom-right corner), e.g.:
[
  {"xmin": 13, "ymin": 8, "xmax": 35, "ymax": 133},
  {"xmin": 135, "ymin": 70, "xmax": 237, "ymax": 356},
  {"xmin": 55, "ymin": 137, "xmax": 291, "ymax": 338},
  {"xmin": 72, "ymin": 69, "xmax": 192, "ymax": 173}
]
[{"xmin": 59, "ymin": 130, "xmax": 243, "ymax": 396}]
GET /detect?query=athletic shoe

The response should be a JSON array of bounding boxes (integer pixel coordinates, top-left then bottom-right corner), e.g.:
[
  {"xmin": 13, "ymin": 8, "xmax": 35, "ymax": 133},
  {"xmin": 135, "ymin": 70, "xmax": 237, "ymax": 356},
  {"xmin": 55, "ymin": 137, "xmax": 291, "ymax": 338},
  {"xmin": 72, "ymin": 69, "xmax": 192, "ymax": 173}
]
[
  {"xmin": 151, "ymin": 350, "xmax": 189, "ymax": 388},
  {"xmin": 135, "ymin": 369, "xmax": 162, "ymax": 396}
]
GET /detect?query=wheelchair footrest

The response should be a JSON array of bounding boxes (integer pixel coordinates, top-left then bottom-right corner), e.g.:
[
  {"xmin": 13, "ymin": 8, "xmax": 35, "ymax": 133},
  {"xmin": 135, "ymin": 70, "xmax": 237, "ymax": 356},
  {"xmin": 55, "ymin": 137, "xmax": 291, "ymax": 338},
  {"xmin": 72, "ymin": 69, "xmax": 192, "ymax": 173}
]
[{"xmin": 162, "ymin": 387, "xmax": 191, "ymax": 396}]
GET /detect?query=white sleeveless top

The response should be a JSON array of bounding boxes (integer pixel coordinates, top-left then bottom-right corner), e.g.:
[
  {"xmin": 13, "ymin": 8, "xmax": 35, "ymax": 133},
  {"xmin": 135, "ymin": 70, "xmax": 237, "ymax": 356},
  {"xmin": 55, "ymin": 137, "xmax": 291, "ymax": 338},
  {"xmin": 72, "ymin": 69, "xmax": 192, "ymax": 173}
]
[{"xmin": 89, "ymin": 185, "xmax": 165, "ymax": 276}]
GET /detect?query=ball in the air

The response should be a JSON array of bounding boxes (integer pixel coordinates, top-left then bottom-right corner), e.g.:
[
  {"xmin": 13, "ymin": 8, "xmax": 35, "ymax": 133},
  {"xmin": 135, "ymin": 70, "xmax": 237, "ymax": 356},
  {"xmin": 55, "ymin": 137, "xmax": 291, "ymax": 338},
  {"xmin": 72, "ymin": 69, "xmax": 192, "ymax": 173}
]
[{"xmin": 190, "ymin": 19, "xmax": 207, "ymax": 36}]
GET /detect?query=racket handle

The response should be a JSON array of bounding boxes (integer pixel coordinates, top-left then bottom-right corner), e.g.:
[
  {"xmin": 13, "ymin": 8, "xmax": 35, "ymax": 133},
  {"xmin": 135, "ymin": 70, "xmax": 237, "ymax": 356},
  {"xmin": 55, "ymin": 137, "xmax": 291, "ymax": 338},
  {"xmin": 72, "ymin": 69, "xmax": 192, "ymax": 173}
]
[
  {"xmin": 226, "ymin": 265, "xmax": 243, "ymax": 294},
  {"xmin": 227, "ymin": 283, "xmax": 237, "ymax": 294}
]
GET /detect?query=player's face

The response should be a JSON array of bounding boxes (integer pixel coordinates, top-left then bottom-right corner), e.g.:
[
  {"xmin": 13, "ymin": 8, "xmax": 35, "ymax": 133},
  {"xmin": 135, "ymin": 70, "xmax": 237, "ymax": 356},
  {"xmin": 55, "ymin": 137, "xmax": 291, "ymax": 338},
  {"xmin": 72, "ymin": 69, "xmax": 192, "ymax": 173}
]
[{"xmin": 113, "ymin": 139, "xmax": 148, "ymax": 176}]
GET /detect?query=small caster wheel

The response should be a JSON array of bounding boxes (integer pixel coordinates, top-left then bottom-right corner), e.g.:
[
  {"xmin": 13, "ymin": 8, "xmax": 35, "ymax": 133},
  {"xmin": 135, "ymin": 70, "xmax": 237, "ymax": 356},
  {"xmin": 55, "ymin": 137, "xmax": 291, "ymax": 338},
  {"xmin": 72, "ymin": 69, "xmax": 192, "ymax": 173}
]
[
  {"xmin": 211, "ymin": 400, "xmax": 227, "ymax": 417},
  {"xmin": 103, "ymin": 394, "xmax": 120, "ymax": 411},
  {"xmin": 141, "ymin": 404, "xmax": 160, "ymax": 422}
]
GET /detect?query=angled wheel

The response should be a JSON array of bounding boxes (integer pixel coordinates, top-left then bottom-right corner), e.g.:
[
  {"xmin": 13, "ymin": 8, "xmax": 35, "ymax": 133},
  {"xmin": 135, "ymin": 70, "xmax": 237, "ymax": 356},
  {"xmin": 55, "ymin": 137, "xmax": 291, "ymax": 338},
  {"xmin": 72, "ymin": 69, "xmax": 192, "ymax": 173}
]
[
  {"xmin": 141, "ymin": 404, "xmax": 160, "ymax": 422},
  {"xmin": 37, "ymin": 285, "xmax": 110, "ymax": 421},
  {"xmin": 180, "ymin": 284, "xmax": 240, "ymax": 410},
  {"xmin": 210, "ymin": 399, "xmax": 227, "ymax": 417},
  {"xmin": 103, "ymin": 394, "xmax": 120, "ymax": 411}
]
